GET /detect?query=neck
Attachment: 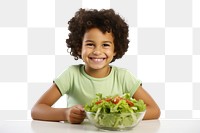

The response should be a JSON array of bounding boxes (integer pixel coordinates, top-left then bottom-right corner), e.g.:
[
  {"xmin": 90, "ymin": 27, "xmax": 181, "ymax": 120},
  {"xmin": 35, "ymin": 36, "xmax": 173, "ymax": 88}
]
[{"xmin": 84, "ymin": 66, "xmax": 111, "ymax": 78}]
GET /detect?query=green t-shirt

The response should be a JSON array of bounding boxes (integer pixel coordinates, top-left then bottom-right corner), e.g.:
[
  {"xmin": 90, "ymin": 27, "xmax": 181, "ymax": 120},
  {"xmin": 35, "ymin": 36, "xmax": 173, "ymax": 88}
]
[{"xmin": 54, "ymin": 64, "xmax": 141, "ymax": 107}]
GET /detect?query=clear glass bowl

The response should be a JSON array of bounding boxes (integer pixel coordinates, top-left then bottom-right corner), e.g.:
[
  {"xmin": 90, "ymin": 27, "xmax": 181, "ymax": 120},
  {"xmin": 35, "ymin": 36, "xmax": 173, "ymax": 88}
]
[{"xmin": 86, "ymin": 111, "xmax": 146, "ymax": 131}]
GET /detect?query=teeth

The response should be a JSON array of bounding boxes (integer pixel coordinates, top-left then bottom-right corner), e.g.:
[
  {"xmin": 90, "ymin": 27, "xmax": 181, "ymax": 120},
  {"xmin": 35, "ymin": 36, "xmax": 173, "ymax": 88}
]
[
  {"xmin": 91, "ymin": 58, "xmax": 104, "ymax": 62},
  {"xmin": 94, "ymin": 58, "xmax": 103, "ymax": 62}
]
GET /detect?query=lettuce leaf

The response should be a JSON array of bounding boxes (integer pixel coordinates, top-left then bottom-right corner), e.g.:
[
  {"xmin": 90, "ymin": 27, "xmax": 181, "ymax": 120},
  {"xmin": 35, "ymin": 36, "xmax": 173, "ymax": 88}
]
[{"xmin": 84, "ymin": 93, "xmax": 146, "ymax": 128}]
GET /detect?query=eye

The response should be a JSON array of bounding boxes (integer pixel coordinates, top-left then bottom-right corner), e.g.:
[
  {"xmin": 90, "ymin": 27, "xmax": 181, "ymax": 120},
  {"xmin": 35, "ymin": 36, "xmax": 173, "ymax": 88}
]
[
  {"xmin": 102, "ymin": 44, "xmax": 110, "ymax": 47},
  {"xmin": 86, "ymin": 43, "xmax": 94, "ymax": 47}
]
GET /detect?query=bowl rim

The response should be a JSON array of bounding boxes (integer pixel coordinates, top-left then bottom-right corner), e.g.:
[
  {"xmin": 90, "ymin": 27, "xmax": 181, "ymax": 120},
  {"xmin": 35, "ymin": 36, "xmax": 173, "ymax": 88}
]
[
  {"xmin": 85, "ymin": 110, "xmax": 146, "ymax": 131},
  {"xmin": 85, "ymin": 110, "xmax": 146, "ymax": 114}
]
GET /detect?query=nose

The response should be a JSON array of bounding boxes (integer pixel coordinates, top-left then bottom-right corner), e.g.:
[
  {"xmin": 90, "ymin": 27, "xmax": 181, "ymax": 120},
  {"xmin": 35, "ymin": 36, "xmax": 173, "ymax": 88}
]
[
  {"xmin": 93, "ymin": 50, "xmax": 101, "ymax": 55},
  {"xmin": 92, "ymin": 46, "xmax": 102, "ymax": 55}
]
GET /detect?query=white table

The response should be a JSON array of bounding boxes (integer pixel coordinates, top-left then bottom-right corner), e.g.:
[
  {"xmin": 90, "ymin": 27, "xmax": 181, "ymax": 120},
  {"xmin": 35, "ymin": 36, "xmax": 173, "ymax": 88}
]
[{"xmin": 0, "ymin": 119, "xmax": 200, "ymax": 133}]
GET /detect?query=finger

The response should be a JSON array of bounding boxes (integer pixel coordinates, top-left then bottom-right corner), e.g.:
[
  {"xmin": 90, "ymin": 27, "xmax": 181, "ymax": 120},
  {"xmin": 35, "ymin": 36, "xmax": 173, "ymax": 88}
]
[
  {"xmin": 69, "ymin": 114, "xmax": 86, "ymax": 124},
  {"xmin": 73, "ymin": 107, "xmax": 85, "ymax": 115},
  {"xmin": 75, "ymin": 105, "xmax": 85, "ymax": 112},
  {"xmin": 70, "ymin": 114, "xmax": 86, "ymax": 120},
  {"xmin": 70, "ymin": 111, "xmax": 86, "ymax": 119}
]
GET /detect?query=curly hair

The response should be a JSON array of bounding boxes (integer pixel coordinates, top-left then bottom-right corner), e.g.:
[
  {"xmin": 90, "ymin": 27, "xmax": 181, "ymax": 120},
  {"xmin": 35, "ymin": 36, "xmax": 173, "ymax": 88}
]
[{"xmin": 66, "ymin": 8, "xmax": 129, "ymax": 62}]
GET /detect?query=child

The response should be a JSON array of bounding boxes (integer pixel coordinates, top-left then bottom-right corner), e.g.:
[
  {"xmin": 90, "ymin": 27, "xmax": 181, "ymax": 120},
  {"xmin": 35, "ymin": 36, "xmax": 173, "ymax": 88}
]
[{"xmin": 31, "ymin": 8, "xmax": 160, "ymax": 124}]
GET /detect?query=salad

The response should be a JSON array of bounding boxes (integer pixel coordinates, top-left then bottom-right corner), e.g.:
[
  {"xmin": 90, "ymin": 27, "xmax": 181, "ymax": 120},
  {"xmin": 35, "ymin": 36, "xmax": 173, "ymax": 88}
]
[{"xmin": 84, "ymin": 93, "xmax": 146, "ymax": 129}]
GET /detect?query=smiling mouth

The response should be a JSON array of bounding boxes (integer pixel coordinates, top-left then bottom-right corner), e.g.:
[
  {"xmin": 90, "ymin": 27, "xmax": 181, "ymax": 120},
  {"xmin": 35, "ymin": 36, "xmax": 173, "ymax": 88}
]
[{"xmin": 89, "ymin": 57, "xmax": 106, "ymax": 63}]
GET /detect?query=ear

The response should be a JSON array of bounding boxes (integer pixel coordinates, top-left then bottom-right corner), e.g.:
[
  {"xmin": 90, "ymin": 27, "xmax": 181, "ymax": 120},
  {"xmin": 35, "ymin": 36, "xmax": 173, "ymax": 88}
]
[
  {"xmin": 113, "ymin": 52, "xmax": 116, "ymax": 56},
  {"xmin": 78, "ymin": 51, "xmax": 81, "ymax": 56}
]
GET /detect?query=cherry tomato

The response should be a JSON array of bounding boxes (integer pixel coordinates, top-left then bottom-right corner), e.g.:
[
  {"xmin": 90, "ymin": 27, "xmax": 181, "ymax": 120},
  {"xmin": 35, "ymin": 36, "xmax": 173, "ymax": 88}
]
[
  {"xmin": 112, "ymin": 96, "xmax": 121, "ymax": 104},
  {"xmin": 126, "ymin": 99, "xmax": 134, "ymax": 106},
  {"xmin": 95, "ymin": 100, "xmax": 102, "ymax": 104},
  {"xmin": 105, "ymin": 98, "xmax": 112, "ymax": 102}
]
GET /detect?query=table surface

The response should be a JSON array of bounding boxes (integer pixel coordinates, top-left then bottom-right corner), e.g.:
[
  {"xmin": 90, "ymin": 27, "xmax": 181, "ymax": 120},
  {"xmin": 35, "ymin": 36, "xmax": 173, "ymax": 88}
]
[{"xmin": 0, "ymin": 119, "xmax": 200, "ymax": 133}]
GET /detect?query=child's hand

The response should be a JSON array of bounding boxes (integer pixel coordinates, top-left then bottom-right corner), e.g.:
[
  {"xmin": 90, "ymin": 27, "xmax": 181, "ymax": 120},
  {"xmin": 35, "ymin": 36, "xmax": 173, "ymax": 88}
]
[{"xmin": 66, "ymin": 105, "xmax": 86, "ymax": 124}]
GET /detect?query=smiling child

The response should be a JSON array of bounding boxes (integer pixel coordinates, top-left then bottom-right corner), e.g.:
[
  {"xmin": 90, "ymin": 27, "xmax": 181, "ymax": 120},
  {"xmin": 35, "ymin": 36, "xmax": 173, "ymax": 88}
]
[{"xmin": 31, "ymin": 8, "xmax": 160, "ymax": 124}]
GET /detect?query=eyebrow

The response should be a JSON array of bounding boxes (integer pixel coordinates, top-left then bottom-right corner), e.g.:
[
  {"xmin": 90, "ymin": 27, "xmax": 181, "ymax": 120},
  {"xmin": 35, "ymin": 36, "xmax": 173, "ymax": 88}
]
[{"xmin": 84, "ymin": 40, "xmax": 113, "ymax": 44}]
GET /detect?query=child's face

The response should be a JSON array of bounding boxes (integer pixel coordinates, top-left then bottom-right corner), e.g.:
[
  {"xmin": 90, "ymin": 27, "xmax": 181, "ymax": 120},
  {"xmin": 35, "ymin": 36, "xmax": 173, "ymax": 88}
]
[{"xmin": 81, "ymin": 28, "xmax": 116, "ymax": 72}]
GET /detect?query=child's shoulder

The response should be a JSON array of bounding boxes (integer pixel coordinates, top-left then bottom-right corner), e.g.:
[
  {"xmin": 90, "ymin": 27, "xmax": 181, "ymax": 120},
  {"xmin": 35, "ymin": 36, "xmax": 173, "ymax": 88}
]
[
  {"xmin": 68, "ymin": 64, "xmax": 83, "ymax": 70},
  {"xmin": 111, "ymin": 65, "xmax": 130, "ymax": 74},
  {"xmin": 111, "ymin": 65, "xmax": 139, "ymax": 81},
  {"xmin": 60, "ymin": 64, "xmax": 83, "ymax": 74}
]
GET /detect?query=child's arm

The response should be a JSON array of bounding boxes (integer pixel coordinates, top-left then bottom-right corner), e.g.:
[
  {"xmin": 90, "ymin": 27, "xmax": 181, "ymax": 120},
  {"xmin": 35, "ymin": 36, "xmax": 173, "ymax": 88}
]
[
  {"xmin": 31, "ymin": 83, "xmax": 86, "ymax": 124},
  {"xmin": 133, "ymin": 85, "xmax": 161, "ymax": 120}
]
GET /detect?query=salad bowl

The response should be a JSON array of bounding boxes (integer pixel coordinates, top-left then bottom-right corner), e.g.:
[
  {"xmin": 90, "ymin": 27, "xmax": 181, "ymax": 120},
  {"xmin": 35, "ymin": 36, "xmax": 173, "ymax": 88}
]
[
  {"xmin": 84, "ymin": 93, "xmax": 146, "ymax": 131},
  {"xmin": 86, "ymin": 111, "xmax": 146, "ymax": 131}
]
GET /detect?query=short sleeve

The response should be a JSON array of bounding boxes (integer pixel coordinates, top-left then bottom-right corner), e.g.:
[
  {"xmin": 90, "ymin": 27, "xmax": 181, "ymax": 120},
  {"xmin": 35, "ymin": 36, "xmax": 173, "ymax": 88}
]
[
  {"xmin": 53, "ymin": 67, "xmax": 72, "ymax": 95},
  {"xmin": 123, "ymin": 70, "xmax": 142, "ymax": 97}
]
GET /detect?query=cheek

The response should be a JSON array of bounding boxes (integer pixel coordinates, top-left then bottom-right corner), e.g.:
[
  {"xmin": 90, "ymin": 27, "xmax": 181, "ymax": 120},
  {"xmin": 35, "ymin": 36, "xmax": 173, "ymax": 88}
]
[
  {"xmin": 106, "ymin": 50, "xmax": 116, "ymax": 56},
  {"xmin": 81, "ymin": 49, "xmax": 88, "ymax": 58}
]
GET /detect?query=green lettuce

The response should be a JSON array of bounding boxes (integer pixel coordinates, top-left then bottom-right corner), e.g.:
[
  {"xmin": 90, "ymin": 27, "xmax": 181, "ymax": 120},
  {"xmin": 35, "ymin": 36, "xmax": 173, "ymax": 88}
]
[{"xmin": 84, "ymin": 93, "xmax": 146, "ymax": 129}]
